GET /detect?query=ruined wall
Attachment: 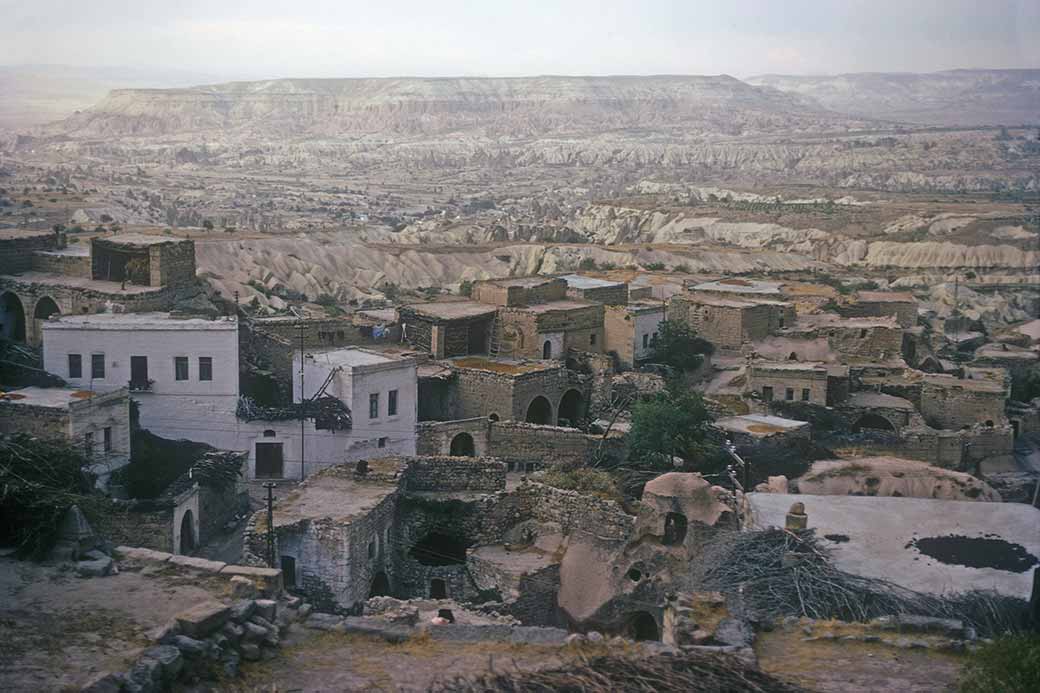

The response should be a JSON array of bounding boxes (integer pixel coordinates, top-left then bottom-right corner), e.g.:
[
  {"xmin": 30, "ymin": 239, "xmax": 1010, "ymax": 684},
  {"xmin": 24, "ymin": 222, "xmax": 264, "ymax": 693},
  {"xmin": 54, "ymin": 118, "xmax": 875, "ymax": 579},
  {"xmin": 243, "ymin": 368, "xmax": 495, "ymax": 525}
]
[
  {"xmin": 840, "ymin": 300, "xmax": 917, "ymax": 328},
  {"xmin": 30, "ymin": 251, "xmax": 91, "ymax": 277},
  {"xmin": 252, "ymin": 316, "xmax": 399, "ymax": 350},
  {"xmin": 513, "ymin": 481, "xmax": 634, "ymax": 541},
  {"xmin": 92, "ymin": 502, "xmax": 175, "ymax": 553},
  {"xmin": 668, "ymin": 296, "xmax": 747, "ymax": 350},
  {"xmin": 880, "ymin": 425, "xmax": 1014, "ymax": 470},
  {"xmin": 920, "ymin": 378, "xmax": 1007, "ymax": 429},
  {"xmin": 819, "ymin": 324, "xmax": 904, "ymax": 360},
  {"xmin": 603, "ymin": 306, "xmax": 636, "ymax": 367},
  {"xmin": 400, "ymin": 311, "xmax": 435, "ymax": 354},
  {"xmin": 402, "ymin": 455, "xmax": 506, "ymax": 493},
  {"xmin": 487, "ymin": 422, "xmax": 596, "ymax": 469},
  {"xmin": 0, "ymin": 233, "xmax": 56, "ymax": 273}
]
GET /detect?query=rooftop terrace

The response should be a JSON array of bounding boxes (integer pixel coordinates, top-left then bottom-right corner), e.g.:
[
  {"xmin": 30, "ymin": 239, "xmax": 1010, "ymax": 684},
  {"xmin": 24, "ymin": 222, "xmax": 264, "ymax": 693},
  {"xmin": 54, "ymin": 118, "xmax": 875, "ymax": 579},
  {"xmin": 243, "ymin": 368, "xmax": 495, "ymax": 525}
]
[
  {"xmin": 46, "ymin": 312, "xmax": 237, "ymax": 331},
  {"xmin": 0, "ymin": 386, "xmax": 103, "ymax": 409},
  {"xmin": 272, "ymin": 460, "xmax": 404, "ymax": 525},
  {"xmin": 560, "ymin": 274, "xmax": 625, "ymax": 290},
  {"xmin": 402, "ymin": 301, "xmax": 496, "ymax": 320}
]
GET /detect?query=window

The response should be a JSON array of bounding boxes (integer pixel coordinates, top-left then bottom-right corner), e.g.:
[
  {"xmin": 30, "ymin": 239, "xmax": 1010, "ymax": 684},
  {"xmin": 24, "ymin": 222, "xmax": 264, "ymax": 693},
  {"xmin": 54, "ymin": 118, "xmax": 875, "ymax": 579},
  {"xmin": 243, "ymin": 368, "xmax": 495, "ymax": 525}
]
[
  {"xmin": 785, "ymin": 388, "xmax": 794, "ymax": 401},
  {"xmin": 642, "ymin": 334, "xmax": 649, "ymax": 348},
  {"xmin": 198, "ymin": 357, "xmax": 213, "ymax": 381},
  {"xmin": 369, "ymin": 393, "xmax": 379, "ymax": 419},
  {"xmin": 368, "ymin": 540, "xmax": 376, "ymax": 559},
  {"xmin": 68, "ymin": 354, "xmax": 82, "ymax": 379},
  {"xmin": 83, "ymin": 432, "xmax": 94, "ymax": 458},
  {"xmin": 90, "ymin": 354, "xmax": 105, "ymax": 380},
  {"xmin": 589, "ymin": 333, "xmax": 597, "ymax": 346},
  {"xmin": 801, "ymin": 388, "xmax": 810, "ymax": 402},
  {"xmin": 103, "ymin": 427, "xmax": 112, "ymax": 453},
  {"xmin": 388, "ymin": 389, "xmax": 398, "ymax": 416},
  {"xmin": 378, "ymin": 437, "xmax": 388, "ymax": 448},
  {"xmin": 762, "ymin": 386, "xmax": 774, "ymax": 401},
  {"xmin": 174, "ymin": 356, "xmax": 189, "ymax": 381}
]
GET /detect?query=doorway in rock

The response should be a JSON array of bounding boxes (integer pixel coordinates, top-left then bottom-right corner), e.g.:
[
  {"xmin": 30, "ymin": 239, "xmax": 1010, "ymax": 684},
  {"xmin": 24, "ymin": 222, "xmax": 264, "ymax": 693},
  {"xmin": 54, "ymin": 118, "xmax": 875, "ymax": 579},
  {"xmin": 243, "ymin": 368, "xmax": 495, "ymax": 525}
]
[
  {"xmin": 625, "ymin": 611, "xmax": 660, "ymax": 641},
  {"xmin": 449, "ymin": 432, "xmax": 475, "ymax": 456},
  {"xmin": 179, "ymin": 510, "xmax": 195, "ymax": 554},
  {"xmin": 429, "ymin": 578, "xmax": 448, "ymax": 599},
  {"xmin": 369, "ymin": 571, "xmax": 390, "ymax": 598},
  {"xmin": 411, "ymin": 531, "xmax": 468, "ymax": 566},
  {"xmin": 542, "ymin": 340, "xmax": 552, "ymax": 359},
  {"xmin": 663, "ymin": 512, "xmax": 688, "ymax": 545},
  {"xmin": 281, "ymin": 555, "xmax": 297, "ymax": 588}
]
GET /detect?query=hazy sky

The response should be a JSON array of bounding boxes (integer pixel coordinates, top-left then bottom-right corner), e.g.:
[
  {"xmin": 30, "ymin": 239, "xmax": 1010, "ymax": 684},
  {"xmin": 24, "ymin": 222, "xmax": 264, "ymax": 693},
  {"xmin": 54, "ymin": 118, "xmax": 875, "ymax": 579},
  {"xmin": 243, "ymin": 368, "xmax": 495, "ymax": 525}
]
[{"xmin": 1, "ymin": 0, "xmax": 1038, "ymax": 79}]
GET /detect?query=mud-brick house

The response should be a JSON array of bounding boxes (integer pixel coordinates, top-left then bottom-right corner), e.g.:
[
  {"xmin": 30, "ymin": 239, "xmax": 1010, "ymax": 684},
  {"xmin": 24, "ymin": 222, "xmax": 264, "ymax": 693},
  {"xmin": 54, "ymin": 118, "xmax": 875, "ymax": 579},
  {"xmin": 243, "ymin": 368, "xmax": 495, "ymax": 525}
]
[{"xmin": 0, "ymin": 385, "xmax": 131, "ymax": 488}]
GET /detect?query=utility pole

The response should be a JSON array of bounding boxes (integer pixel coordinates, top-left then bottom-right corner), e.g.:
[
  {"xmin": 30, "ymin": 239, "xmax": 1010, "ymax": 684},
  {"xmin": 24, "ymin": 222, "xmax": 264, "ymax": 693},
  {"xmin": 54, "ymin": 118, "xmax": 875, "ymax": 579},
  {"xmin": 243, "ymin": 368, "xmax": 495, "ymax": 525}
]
[
  {"xmin": 263, "ymin": 482, "xmax": 276, "ymax": 568},
  {"xmin": 298, "ymin": 319, "xmax": 305, "ymax": 481}
]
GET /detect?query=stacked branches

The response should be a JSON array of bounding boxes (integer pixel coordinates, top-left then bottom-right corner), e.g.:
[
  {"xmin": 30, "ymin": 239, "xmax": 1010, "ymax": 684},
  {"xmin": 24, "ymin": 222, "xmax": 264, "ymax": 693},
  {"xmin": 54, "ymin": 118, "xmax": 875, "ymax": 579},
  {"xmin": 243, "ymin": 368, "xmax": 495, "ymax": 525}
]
[
  {"xmin": 0, "ymin": 433, "xmax": 98, "ymax": 556},
  {"xmin": 430, "ymin": 652, "xmax": 806, "ymax": 693},
  {"xmin": 698, "ymin": 528, "xmax": 1031, "ymax": 638},
  {"xmin": 236, "ymin": 395, "xmax": 352, "ymax": 431}
]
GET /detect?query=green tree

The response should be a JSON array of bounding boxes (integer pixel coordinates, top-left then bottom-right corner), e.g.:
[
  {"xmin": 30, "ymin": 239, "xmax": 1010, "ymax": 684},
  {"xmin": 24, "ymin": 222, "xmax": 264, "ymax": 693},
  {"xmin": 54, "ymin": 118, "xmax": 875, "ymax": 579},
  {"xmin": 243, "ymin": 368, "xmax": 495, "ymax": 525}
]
[
  {"xmin": 458, "ymin": 280, "xmax": 474, "ymax": 297},
  {"xmin": 382, "ymin": 282, "xmax": 401, "ymax": 302},
  {"xmin": 650, "ymin": 320, "xmax": 715, "ymax": 371},
  {"xmin": 1011, "ymin": 364, "xmax": 1040, "ymax": 403}
]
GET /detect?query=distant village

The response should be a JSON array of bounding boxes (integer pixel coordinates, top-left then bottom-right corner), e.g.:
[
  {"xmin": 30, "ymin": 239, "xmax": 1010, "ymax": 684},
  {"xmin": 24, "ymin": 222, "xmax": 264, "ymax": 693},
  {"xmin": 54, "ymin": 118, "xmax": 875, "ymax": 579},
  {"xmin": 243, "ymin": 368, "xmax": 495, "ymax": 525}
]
[{"xmin": 1, "ymin": 227, "xmax": 1038, "ymax": 689}]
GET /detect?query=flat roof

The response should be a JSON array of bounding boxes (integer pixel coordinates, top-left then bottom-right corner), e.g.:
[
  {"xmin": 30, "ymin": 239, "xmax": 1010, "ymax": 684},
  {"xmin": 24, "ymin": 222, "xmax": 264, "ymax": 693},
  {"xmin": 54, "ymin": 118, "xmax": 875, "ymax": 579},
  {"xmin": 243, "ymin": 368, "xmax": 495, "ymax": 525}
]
[
  {"xmin": 845, "ymin": 391, "xmax": 916, "ymax": 410},
  {"xmin": 35, "ymin": 246, "xmax": 89, "ymax": 257},
  {"xmin": 748, "ymin": 493, "xmax": 1040, "ymax": 599},
  {"xmin": 974, "ymin": 343, "xmax": 1038, "ymax": 360},
  {"xmin": 0, "ymin": 229, "xmax": 53, "ymax": 241},
  {"xmin": 450, "ymin": 356, "xmax": 559, "ymax": 375},
  {"xmin": 94, "ymin": 233, "xmax": 187, "ymax": 247},
  {"xmin": 273, "ymin": 460, "xmax": 403, "ymax": 525},
  {"xmin": 0, "ymin": 386, "xmax": 103, "ymax": 409},
  {"xmin": 403, "ymin": 301, "xmax": 496, "ymax": 320},
  {"xmin": 922, "ymin": 373, "xmax": 1006, "ymax": 393},
  {"xmin": 483, "ymin": 277, "xmax": 559, "ymax": 289},
  {"xmin": 796, "ymin": 314, "xmax": 900, "ymax": 329},
  {"xmin": 693, "ymin": 278, "xmax": 784, "ymax": 295},
  {"xmin": 306, "ymin": 347, "xmax": 403, "ymax": 368},
  {"xmin": 46, "ymin": 312, "xmax": 237, "ymax": 331},
  {"xmin": 512, "ymin": 299, "xmax": 597, "ymax": 314},
  {"xmin": 0, "ymin": 272, "xmax": 163, "ymax": 295},
  {"xmin": 856, "ymin": 291, "xmax": 916, "ymax": 304},
  {"xmin": 560, "ymin": 274, "xmax": 625, "ymax": 290},
  {"xmin": 751, "ymin": 361, "xmax": 828, "ymax": 373},
  {"xmin": 714, "ymin": 414, "xmax": 809, "ymax": 436}
]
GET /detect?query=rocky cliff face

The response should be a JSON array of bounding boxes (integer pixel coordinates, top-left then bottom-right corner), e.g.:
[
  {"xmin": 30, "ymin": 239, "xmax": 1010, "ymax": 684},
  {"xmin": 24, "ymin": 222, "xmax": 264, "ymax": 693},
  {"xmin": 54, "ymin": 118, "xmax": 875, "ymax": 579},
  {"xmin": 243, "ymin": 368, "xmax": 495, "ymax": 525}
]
[
  {"xmin": 747, "ymin": 69, "xmax": 1040, "ymax": 126},
  {"xmin": 44, "ymin": 75, "xmax": 859, "ymax": 138}
]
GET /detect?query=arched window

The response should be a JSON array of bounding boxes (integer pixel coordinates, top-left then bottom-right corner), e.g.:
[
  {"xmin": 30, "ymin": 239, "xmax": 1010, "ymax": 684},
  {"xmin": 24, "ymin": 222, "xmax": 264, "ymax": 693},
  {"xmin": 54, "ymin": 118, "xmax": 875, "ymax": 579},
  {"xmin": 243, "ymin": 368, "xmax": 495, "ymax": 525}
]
[
  {"xmin": 542, "ymin": 340, "xmax": 552, "ymax": 359},
  {"xmin": 449, "ymin": 432, "xmax": 476, "ymax": 456},
  {"xmin": 263, "ymin": 429, "xmax": 277, "ymax": 438}
]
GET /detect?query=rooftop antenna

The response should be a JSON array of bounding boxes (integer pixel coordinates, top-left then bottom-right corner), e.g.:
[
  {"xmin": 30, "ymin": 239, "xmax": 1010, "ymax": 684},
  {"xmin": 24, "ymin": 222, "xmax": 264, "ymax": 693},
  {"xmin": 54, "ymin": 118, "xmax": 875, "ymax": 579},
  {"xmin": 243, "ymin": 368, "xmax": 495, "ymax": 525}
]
[{"xmin": 290, "ymin": 306, "xmax": 305, "ymax": 481}]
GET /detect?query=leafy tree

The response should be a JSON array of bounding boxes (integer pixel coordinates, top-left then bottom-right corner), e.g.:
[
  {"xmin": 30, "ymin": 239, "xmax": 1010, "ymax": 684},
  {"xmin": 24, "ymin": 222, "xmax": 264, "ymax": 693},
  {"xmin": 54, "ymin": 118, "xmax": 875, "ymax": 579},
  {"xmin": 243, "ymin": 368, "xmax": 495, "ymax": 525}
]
[
  {"xmin": 458, "ymin": 280, "xmax": 474, "ymax": 297},
  {"xmin": 202, "ymin": 219, "xmax": 214, "ymax": 230},
  {"xmin": 578, "ymin": 257, "xmax": 598, "ymax": 271},
  {"xmin": 1011, "ymin": 364, "xmax": 1040, "ymax": 403},
  {"xmin": 382, "ymin": 282, "xmax": 401, "ymax": 302},
  {"xmin": 650, "ymin": 320, "xmax": 715, "ymax": 371}
]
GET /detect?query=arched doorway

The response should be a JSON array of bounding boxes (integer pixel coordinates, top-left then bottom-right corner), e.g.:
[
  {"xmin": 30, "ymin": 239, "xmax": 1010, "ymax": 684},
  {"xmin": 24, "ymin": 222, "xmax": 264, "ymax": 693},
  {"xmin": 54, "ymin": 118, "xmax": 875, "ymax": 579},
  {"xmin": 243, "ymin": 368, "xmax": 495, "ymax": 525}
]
[
  {"xmin": 557, "ymin": 389, "xmax": 585, "ymax": 427},
  {"xmin": 179, "ymin": 510, "xmax": 195, "ymax": 554},
  {"xmin": 542, "ymin": 340, "xmax": 552, "ymax": 359},
  {"xmin": 0, "ymin": 292, "xmax": 26, "ymax": 342},
  {"xmin": 852, "ymin": 414, "xmax": 895, "ymax": 433},
  {"xmin": 625, "ymin": 612, "xmax": 660, "ymax": 641},
  {"xmin": 525, "ymin": 396, "xmax": 552, "ymax": 425},
  {"xmin": 369, "ymin": 571, "xmax": 390, "ymax": 598},
  {"xmin": 449, "ymin": 432, "xmax": 475, "ymax": 457},
  {"xmin": 410, "ymin": 531, "xmax": 468, "ymax": 566},
  {"xmin": 662, "ymin": 512, "xmax": 688, "ymax": 545},
  {"xmin": 33, "ymin": 296, "xmax": 60, "ymax": 321}
]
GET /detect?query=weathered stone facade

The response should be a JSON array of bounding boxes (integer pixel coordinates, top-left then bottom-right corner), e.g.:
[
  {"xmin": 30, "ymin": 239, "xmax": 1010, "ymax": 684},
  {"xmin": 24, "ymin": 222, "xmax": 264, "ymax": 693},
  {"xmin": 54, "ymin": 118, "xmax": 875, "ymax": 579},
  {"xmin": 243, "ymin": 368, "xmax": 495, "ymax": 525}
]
[
  {"xmin": 919, "ymin": 373, "xmax": 1008, "ymax": 429},
  {"xmin": 449, "ymin": 359, "xmax": 590, "ymax": 425},
  {"xmin": 840, "ymin": 291, "xmax": 918, "ymax": 328},
  {"xmin": 785, "ymin": 317, "xmax": 904, "ymax": 361},
  {"xmin": 603, "ymin": 302, "xmax": 665, "ymax": 368},
  {"xmin": 472, "ymin": 277, "xmax": 568, "ymax": 307},
  {"xmin": 747, "ymin": 362, "xmax": 829, "ymax": 405},
  {"xmin": 0, "ymin": 230, "xmax": 57, "ymax": 273},
  {"xmin": 398, "ymin": 302, "xmax": 496, "ymax": 358},
  {"xmin": 668, "ymin": 293, "xmax": 792, "ymax": 352},
  {"xmin": 91, "ymin": 235, "xmax": 196, "ymax": 288},
  {"xmin": 495, "ymin": 302, "xmax": 604, "ymax": 359}
]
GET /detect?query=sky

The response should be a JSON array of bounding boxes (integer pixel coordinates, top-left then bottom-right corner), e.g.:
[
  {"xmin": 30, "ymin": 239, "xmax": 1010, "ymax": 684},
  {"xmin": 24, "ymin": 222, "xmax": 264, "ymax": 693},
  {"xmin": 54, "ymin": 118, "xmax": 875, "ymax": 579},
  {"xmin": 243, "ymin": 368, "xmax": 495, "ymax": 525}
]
[{"xmin": 1, "ymin": 0, "xmax": 1038, "ymax": 80}]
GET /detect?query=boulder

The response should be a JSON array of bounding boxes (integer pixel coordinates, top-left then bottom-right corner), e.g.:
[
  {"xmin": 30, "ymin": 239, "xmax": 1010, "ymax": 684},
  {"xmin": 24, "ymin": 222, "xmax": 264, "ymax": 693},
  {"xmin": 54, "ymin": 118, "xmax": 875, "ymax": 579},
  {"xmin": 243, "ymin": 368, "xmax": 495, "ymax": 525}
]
[
  {"xmin": 219, "ymin": 565, "xmax": 283, "ymax": 595},
  {"xmin": 229, "ymin": 576, "xmax": 257, "ymax": 599},
  {"xmin": 221, "ymin": 622, "xmax": 245, "ymax": 644},
  {"xmin": 141, "ymin": 645, "xmax": 183, "ymax": 681},
  {"xmin": 242, "ymin": 622, "xmax": 269, "ymax": 642},
  {"xmin": 75, "ymin": 556, "xmax": 114, "ymax": 578},
  {"xmin": 229, "ymin": 600, "xmax": 256, "ymax": 623},
  {"xmin": 172, "ymin": 635, "xmax": 207, "ymax": 656},
  {"xmin": 128, "ymin": 657, "xmax": 162, "ymax": 687},
  {"xmin": 175, "ymin": 602, "xmax": 230, "ymax": 638},
  {"xmin": 713, "ymin": 618, "xmax": 754, "ymax": 648},
  {"xmin": 254, "ymin": 599, "xmax": 277, "ymax": 622},
  {"xmin": 240, "ymin": 643, "xmax": 261, "ymax": 661}
]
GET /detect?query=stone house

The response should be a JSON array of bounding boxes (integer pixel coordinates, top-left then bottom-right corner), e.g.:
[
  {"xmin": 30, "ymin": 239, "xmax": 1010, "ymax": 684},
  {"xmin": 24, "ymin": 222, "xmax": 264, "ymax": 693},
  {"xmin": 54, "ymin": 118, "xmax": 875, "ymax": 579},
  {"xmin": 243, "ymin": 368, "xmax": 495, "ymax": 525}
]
[
  {"xmin": 667, "ymin": 293, "xmax": 793, "ymax": 352},
  {"xmin": 0, "ymin": 385, "xmax": 131, "ymax": 488},
  {"xmin": 560, "ymin": 274, "xmax": 629, "ymax": 306},
  {"xmin": 685, "ymin": 278, "xmax": 786, "ymax": 302},
  {"xmin": 972, "ymin": 342, "xmax": 1039, "ymax": 381},
  {"xmin": 747, "ymin": 362, "xmax": 829, "ymax": 406},
  {"xmin": 471, "ymin": 276, "xmax": 568, "ymax": 307},
  {"xmin": 786, "ymin": 315, "xmax": 904, "ymax": 361},
  {"xmin": 495, "ymin": 300, "xmax": 605, "ymax": 360},
  {"xmin": 603, "ymin": 301, "xmax": 666, "ymax": 369},
  {"xmin": 841, "ymin": 291, "xmax": 918, "ymax": 328},
  {"xmin": 0, "ymin": 231, "xmax": 202, "ymax": 347},
  {"xmin": 919, "ymin": 372, "xmax": 1009, "ymax": 430},
  {"xmin": 398, "ymin": 301, "xmax": 497, "ymax": 358}
]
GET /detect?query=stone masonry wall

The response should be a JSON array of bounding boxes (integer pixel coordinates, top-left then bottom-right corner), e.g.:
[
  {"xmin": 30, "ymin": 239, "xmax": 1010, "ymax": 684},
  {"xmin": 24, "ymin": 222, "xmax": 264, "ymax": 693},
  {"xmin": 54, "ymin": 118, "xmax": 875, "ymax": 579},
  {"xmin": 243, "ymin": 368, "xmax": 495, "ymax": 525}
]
[
  {"xmin": 0, "ymin": 401, "xmax": 69, "ymax": 439},
  {"xmin": 840, "ymin": 300, "xmax": 917, "ymax": 328},
  {"xmin": 603, "ymin": 305, "xmax": 636, "ymax": 366},
  {"xmin": 920, "ymin": 379, "xmax": 1008, "ymax": 429},
  {"xmin": 30, "ymin": 251, "xmax": 91, "ymax": 277},
  {"xmin": 402, "ymin": 455, "xmax": 506, "ymax": 493},
  {"xmin": 513, "ymin": 481, "xmax": 634, "ymax": 541},
  {"xmin": 415, "ymin": 418, "xmax": 490, "ymax": 456},
  {"xmin": 487, "ymin": 422, "xmax": 596, "ymax": 469},
  {"xmin": 151, "ymin": 239, "xmax": 197, "ymax": 288},
  {"xmin": 0, "ymin": 233, "xmax": 56, "ymax": 273},
  {"xmin": 568, "ymin": 284, "xmax": 628, "ymax": 306}
]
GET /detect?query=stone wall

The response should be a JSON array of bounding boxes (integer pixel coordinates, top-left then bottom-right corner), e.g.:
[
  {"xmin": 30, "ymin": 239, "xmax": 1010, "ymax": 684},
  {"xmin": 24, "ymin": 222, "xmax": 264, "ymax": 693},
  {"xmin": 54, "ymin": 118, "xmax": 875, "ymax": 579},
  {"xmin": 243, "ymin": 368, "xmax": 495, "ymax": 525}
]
[
  {"xmin": 748, "ymin": 365, "xmax": 829, "ymax": 405},
  {"xmin": 0, "ymin": 232, "xmax": 56, "ymax": 273},
  {"xmin": 487, "ymin": 422, "xmax": 597, "ymax": 469},
  {"xmin": 472, "ymin": 278, "xmax": 568, "ymax": 307},
  {"xmin": 450, "ymin": 362, "xmax": 587, "ymax": 423},
  {"xmin": 239, "ymin": 320, "xmax": 294, "ymax": 403},
  {"xmin": 840, "ymin": 299, "xmax": 917, "ymax": 328},
  {"xmin": 92, "ymin": 502, "xmax": 176, "ymax": 553},
  {"xmin": 603, "ymin": 305, "xmax": 636, "ymax": 366},
  {"xmin": 151, "ymin": 239, "xmax": 197, "ymax": 288},
  {"xmin": 402, "ymin": 455, "xmax": 506, "ymax": 493},
  {"xmin": 513, "ymin": 481, "xmax": 634, "ymax": 541},
  {"xmin": 818, "ymin": 323, "xmax": 904, "ymax": 360},
  {"xmin": 920, "ymin": 377, "xmax": 1008, "ymax": 429},
  {"xmin": 415, "ymin": 418, "xmax": 490, "ymax": 456},
  {"xmin": 30, "ymin": 251, "xmax": 91, "ymax": 277},
  {"xmin": 0, "ymin": 401, "xmax": 69, "ymax": 440},
  {"xmin": 568, "ymin": 284, "xmax": 628, "ymax": 306}
]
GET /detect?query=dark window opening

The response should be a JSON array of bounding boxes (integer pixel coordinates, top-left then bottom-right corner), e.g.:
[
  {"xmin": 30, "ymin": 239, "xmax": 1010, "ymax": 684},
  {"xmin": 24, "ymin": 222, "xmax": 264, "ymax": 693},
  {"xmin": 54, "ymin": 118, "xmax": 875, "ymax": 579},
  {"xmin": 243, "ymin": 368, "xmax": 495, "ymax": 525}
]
[
  {"xmin": 367, "ymin": 540, "xmax": 376, "ymax": 559},
  {"xmin": 488, "ymin": 413, "xmax": 500, "ymax": 422},
  {"xmin": 985, "ymin": 419, "xmax": 994, "ymax": 427},
  {"xmin": 179, "ymin": 510, "xmax": 195, "ymax": 555},
  {"xmin": 130, "ymin": 355, "xmax": 149, "ymax": 389},
  {"xmin": 589, "ymin": 333, "xmax": 597, "ymax": 346},
  {"xmin": 68, "ymin": 354, "xmax": 82, "ymax": 379},
  {"xmin": 411, "ymin": 531, "xmax": 469, "ymax": 566},
  {"xmin": 663, "ymin": 512, "xmax": 688, "ymax": 545},
  {"xmin": 801, "ymin": 388, "xmax": 810, "ymax": 402},
  {"xmin": 255, "ymin": 442, "xmax": 284, "ymax": 479},
  {"xmin": 281, "ymin": 556, "xmax": 297, "ymax": 588},
  {"xmin": 388, "ymin": 389, "xmax": 398, "ymax": 416},
  {"xmin": 627, "ymin": 568, "xmax": 642, "ymax": 581},
  {"xmin": 626, "ymin": 612, "xmax": 660, "ymax": 641},
  {"xmin": 642, "ymin": 334, "xmax": 649, "ymax": 348},
  {"xmin": 542, "ymin": 340, "xmax": 552, "ymax": 359},
  {"xmin": 0, "ymin": 292, "xmax": 26, "ymax": 342},
  {"xmin": 91, "ymin": 353, "xmax": 105, "ymax": 379},
  {"xmin": 369, "ymin": 393, "xmax": 379, "ymax": 419},
  {"xmin": 378, "ymin": 437, "xmax": 388, "ymax": 448},
  {"xmin": 103, "ymin": 427, "xmax": 112, "ymax": 453},
  {"xmin": 785, "ymin": 388, "xmax": 794, "ymax": 401},
  {"xmin": 429, "ymin": 578, "xmax": 448, "ymax": 599},
  {"xmin": 761, "ymin": 386, "xmax": 773, "ymax": 401},
  {"xmin": 788, "ymin": 352, "xmax": 798, "ymax": 361},
  {"xmin": 198, "ymin": 356, "xmax": 213, "ymax": 381},
  {"xmin": 450, "ymin": 432, "xmax": 476, "ymax": 456},
  {"xmin": 525, "ymin": 396, "xmax": 552, "ymax": 425},
  {"xmin": 263, "ymin": 429, "xmax": 277, "ymax": 437},
  {"xmin": 859, "ymin": 328, "xmax": 868, "ymax": 338},
  {"xmin": 174, "ymin": 356, "xmax": 189, "ymax": 381}
]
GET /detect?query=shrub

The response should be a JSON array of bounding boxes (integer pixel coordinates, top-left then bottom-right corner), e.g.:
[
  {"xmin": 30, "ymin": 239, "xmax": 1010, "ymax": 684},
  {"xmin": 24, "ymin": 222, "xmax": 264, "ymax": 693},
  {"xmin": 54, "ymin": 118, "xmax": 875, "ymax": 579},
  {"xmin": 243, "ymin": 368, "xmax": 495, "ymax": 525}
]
[
  {"xmin": 541, "ymin": 467, "xmax": 622, "ymax": 502},
  {"xmin": 578, "ymin": 258, "xmax": 598, "ymax": 271},
  {"xmin": 459, "ymin": 280, "xmax": 474, "ymax": 297},
  {"xmin": 959, "ymin": 634, "xmax": 1040, "ymax": 693},
  {"xmin": 643, "ymin": 262, "xmax": 666, "ymax": 271}
]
